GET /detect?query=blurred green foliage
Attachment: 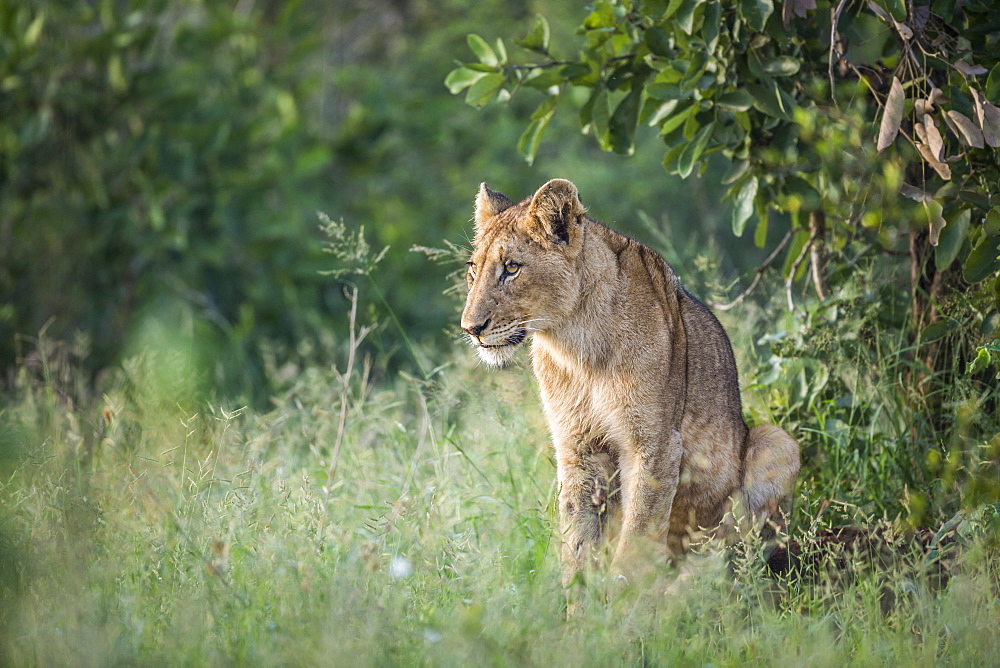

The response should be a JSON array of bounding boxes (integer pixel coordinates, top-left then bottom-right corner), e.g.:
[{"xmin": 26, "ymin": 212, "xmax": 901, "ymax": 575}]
[
  {"xmin": 1, "ymin": 0, "xmax": 739, "ymax": 399},
  {"xmin": 1, "ymin": 0, "xmax": 339, "ymax": 395}
]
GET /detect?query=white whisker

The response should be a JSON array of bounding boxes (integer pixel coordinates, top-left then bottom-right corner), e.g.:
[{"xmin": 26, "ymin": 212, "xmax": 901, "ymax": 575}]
[{"xmin": 516, "ymin": 317, "xmax": 551, "ymax": 329}]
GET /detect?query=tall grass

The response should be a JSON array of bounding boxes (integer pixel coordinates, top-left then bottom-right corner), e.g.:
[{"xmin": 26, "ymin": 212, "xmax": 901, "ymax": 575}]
[
  {"xmin": 0, "ymin": 322, "xmax": 998, "ymax": 665},
  {"xmin": 1, "ymin": 226, "xmax": 997, "ymax": 664}
]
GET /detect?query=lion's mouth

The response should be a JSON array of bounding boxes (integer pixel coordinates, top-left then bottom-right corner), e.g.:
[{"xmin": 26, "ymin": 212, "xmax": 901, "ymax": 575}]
[{"xmin": 479, "ymin": 329, "xmax": 526, "ymax": 348}]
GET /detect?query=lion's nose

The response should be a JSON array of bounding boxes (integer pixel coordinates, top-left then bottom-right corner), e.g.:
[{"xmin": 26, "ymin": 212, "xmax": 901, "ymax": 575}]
[{"xmin": 462, "ymin": 318, "xmax": 491, "ymax": 337}]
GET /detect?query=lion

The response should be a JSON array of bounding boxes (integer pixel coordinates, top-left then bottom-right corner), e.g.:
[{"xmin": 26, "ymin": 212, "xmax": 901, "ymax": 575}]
[{"xmin": 460, "ymin": 178, "xmax": 800, "ymax": 604}]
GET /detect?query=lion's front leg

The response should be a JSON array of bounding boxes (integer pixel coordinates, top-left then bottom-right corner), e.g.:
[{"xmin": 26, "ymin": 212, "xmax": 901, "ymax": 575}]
[
  {"xmin": 610, "ymin": 428, "xmax": 683, "ymax": 581},
  {"xmin": 555, "ymin": 447, "xmax": 617, "ymax": 614},
  {"xmin": 557, "ymin": 465, "xmax": 604, "ymax": 579},
  {"xmin": 557, "ymin": 473, "xmax": 600, "ymax": 583}
]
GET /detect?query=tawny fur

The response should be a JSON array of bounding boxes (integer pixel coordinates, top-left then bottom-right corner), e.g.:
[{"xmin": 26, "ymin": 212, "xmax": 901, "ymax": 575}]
[{"xmin": 460, "ymin": 179, "xmax": 801, "ymax": 597}]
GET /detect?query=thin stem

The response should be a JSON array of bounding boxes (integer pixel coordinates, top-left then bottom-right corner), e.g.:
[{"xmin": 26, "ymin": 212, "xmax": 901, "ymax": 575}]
[
  {"xmin": 325, "ymin": 285, "xmax": 373, "ymax": 492},
  {"xmin": 809, "ymin": 210, "xmax": 829, "ymax": 301},
  {"xmin": 786, "ymin": 233, "xmax": 814, "ymax": 312},
  {"xmin": 502, "ymin": 53, "xmax": 634, "ymax": 72},
  {"xmin": 714, "ymin": 229, "xmax": 795, "ymax": 312},
  {"xmin": 368, "ymin": 275, "xmax": 429, "ymax": 379}
]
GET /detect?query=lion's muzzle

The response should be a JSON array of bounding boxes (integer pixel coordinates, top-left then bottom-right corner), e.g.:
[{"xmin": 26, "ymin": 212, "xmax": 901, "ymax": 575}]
[
  {"xmin": 461, "ymin": 315, "xmax": 527, "ymax": 366},
  {"xmin": 462, "ymin": 318, "xmax": 491, "ymax": 339}
]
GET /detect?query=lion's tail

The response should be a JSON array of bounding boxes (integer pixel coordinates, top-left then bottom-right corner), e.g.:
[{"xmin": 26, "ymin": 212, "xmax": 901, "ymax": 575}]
[{"xmin": 740, "ymin": 425, "xmax": 801, "ymax": 540}]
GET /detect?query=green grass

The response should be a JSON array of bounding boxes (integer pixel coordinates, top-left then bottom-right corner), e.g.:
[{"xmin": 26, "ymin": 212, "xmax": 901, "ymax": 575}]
[{"xmin": 0, "ymin": 325, "xmax": 998, "ymax": 665}]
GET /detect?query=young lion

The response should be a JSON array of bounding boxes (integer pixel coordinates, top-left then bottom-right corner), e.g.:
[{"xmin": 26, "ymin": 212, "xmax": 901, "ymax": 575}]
[{"xmin": 460, "ymin": 178, "xmax": 800, "ymax": 597}]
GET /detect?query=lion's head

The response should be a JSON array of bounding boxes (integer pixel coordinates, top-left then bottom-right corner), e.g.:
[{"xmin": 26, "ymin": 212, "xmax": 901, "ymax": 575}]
[{"xmin": 460, "ymin": 179, "xmax": 587, "ymax": 366}]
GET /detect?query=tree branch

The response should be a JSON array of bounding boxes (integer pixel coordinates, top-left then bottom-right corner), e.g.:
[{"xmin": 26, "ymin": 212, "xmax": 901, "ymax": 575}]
[
  {"xmin": 713, "ymin": 229, "xmax": 795, "ymax": 311},
  {"xmin": 503, "ymin": 60, "xmax": 574, "ymax": 71},
  {"xmin": 809, "ymin": 209, "xmax": 829, "ymax": 300},
  {"xmin": 502, "ymin": 53, "xmax": 635, "ymax": 72},
  {"xmin": 828, "ymin": 0, "xmax": 851, "ymax": 100}
]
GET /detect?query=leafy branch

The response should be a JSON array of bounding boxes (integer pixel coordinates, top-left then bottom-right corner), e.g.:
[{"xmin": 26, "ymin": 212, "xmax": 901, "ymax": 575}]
[{"xmin": 445, "ymin": 0, "xmax": 1000, "ymax": 369}]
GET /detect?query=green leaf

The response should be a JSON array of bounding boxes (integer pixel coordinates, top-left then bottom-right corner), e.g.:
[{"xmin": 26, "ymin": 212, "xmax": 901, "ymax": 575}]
[
  {"xmin": 517, "ymin": 15, "xmax": 550, "ymax": 54},
  {"xmin": 467, "ymin": 34, "xmax": 498, "ymax": 67},
  {"xmin": 959, "ymin": 189, "xmax": 991, "ymax": 212},
  {"xmin": 782, "ymin": 229, "xmax": 809, "ymax": 279},
  {"xmin": 677, "ymin": 122, "xmax": 715, "ymax": 178},
  {"xmin": 676, "ymin": 0, "xmax": 705, "ymax": 34},
  {"xmin": 589, "ymin": 88, "xmax": 611, "ymax": 150},
  {"xmin": 530, "ymin": 94, "xmax": 559, "ymax": 121},
  {"xmin": 463, "ymin": 63, "xmax": 501, "ymax": 72},
  {"xmin": 444, "ymin": 67, "xmax": 487, "ymax": 94},
  {"xmin": 518, "ymin": 101, "xmax": 556, "ymax": 165},
  {"xmin": 985, "ymin": 208, "xmax": 1000, "ymax": 236},
  {"xmin": 763, "ymin": 56, "xmax": 800, "ymax": 76},
  {"xmin": 494, "ymin": 38, "xmax": 507, "ymax": 65},
  {"xmin": 872, "ymin": 0, "xmax": 907, "ymax": 22},
  {"xmin": 747, "ymin": 81, "xmax": 792, "ymax": 120},
  {"xmin": 523, "ymin": 68, "xmax": 565, "ymax": 90},
  {"xmin": 967, "ymin": 346, "xmax": 993, "ymax": 374},
  {"xmin": 657, "ymin": 102, "xmax": 696, "ymax": 137},
  {"xmin": 754, "ymin": 207, "xmax": 769, "ymax": 248},
  {"xmin": 644, "ymin": 27, "xmax": 673, "ymax": 58},
  {"xmin": 642, "ymin": 98, "xmax": 679, "ymax": 126},
  {"xmin": 703, "ymin": 1, "xmax": 721, "ymax": 50},
  {"xmin": 964, "ymin": 233, "xmax": 1000, "ymax": 283},
  {"xmin": 24, "ymin": 12, "xmax": 45, "ymax": 47},
  {"xmin": 921, "ymin": 318, "xmax": 959, "ymax": 343},
  {"xmin": 746, "ymin": 50, "xmax": 769, "ymax": 81},
  {"xmin": 662, "ymin": 141, "xmax": 687, "ymax": 174},
  {"xmin": 986, "ymin": 64, "xmax": 1000, "ymax": 103},
  {"xmin": 935, "ymin": 209, "xmax": 971, "ymax": 271},
  {"xmin": 740, "ymin": 0, "xmax": 774, "ymax": 31},
  {"xmin": 606, "ymin": 64, "xmax": 634, "ymax": 91},
  {"xmin": 108, "ymin": 54, "xmax": 126, "ymax": 92},
  {"xmin": 662, "ymin": 0, "xmax": 687, "ymax": 19},
  {"xmin": 580, "ymin": 88, "xmax": 595, "ymax": 127},
  {"xmin": 716, "ymin": 90, "xmax": 754, "ymax": 112},
  {"xmin": 982, "ymin": 313, "xmax": 1000, "ymax": 336},
  {"xmin": 610, "ymin": 88, "xmax": 643, "ymax": 155},
  {"xmin": 562, "ymin": 63, "xmax": 596, "ymax": 87},
  {"xmin": 722, "ymin": 158, "xmax": 750, "ymax": 184},
  {"xmin": 755, "ymin": 356, "xmax": 783, "ymax": 386},
  {"xmin": 679, "ymin": 51, "xmax": 709, "ymax": 92},
  {"xmin": 584, "ymin": 0, "xmax": 616, "ymax": 29},
  {"xmin": 732, "ymin": 176, "xmax": 759, "ymax": 236},
  {"xmin": 648, "ymin": 82, "xmax": 685, "ymax": 100},
  {"xmin": 661, "ymin": 0, "xmax": 688, "ymax": 18},
  {"xmin": 653, "ymin": 64, "xmax": 684, "ymax": 84},
  {"xmin": 784, "ymin": 175, "xmax": 821, "ymax": 212},
  {"xmin": 464, "ymin": 73, "xmax": 505, "ymax": 108}
]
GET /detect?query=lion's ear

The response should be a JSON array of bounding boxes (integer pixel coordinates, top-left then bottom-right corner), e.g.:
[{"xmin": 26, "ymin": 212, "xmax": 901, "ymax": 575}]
[
  {"xmin": 528, "ymin": 179, "xmax": 585, "ymax": 246},
  {"xmin": 474, "ymin": 183, "xmax": 515, "ymax": 230}
]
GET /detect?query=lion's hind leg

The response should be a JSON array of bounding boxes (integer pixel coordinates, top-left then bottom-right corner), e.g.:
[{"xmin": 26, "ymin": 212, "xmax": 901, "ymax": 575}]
[{"xmin": 740, "ymin": 425, "xmax": 800, "ymax": 541}]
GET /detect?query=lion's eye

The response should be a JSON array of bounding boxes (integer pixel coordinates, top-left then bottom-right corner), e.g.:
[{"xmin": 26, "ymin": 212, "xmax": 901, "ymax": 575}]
[{"xmin": 504, "ymin": 260, "xmax": 521, "ymax": 276}]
